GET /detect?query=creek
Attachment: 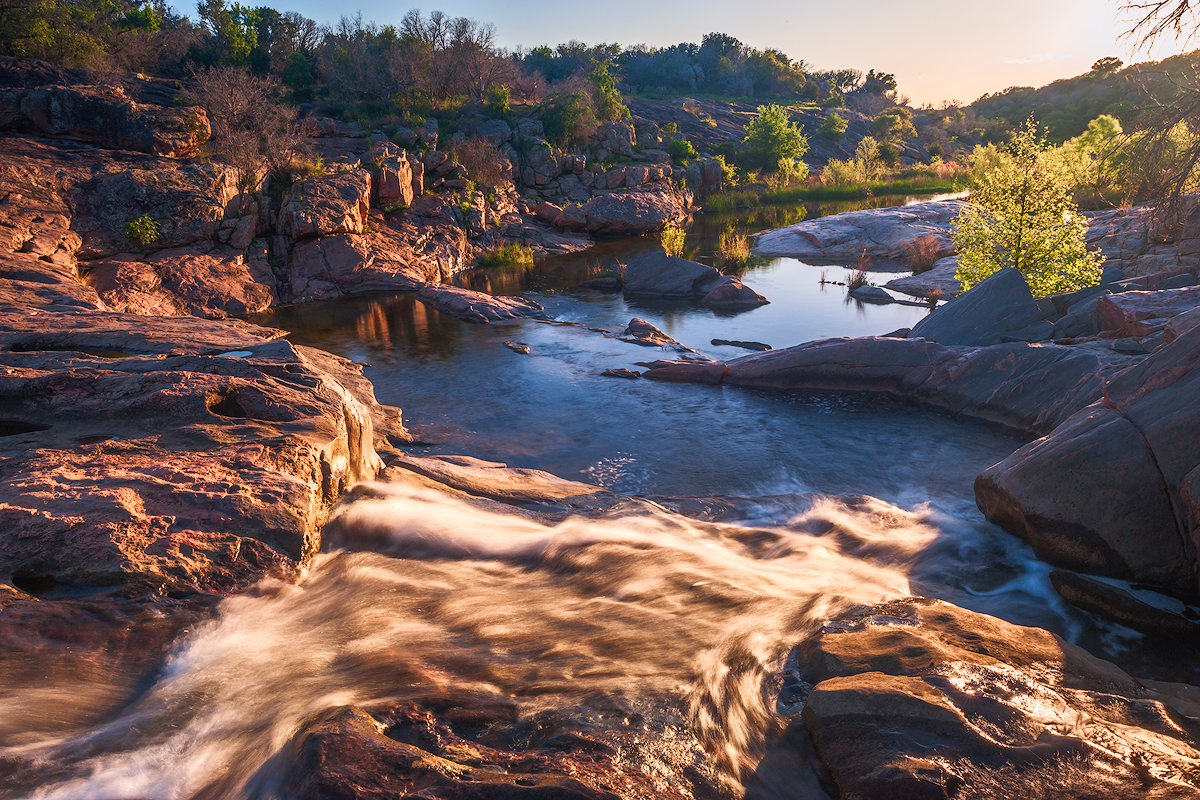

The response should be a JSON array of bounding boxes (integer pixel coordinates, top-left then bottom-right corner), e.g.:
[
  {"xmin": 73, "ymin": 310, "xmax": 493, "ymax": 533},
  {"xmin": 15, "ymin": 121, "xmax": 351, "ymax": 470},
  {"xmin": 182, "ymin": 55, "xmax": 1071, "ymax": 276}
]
[{"xmin": 2, "ymin": 195, "xmax": 1188, "ymax": 799}]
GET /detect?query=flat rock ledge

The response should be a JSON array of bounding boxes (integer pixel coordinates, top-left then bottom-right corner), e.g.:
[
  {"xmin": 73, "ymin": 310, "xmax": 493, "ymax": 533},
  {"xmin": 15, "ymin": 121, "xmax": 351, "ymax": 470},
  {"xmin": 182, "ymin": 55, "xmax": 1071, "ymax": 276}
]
[{"xmin": 0, "ymin": 304, "xmax": 403, "ymax": 596}]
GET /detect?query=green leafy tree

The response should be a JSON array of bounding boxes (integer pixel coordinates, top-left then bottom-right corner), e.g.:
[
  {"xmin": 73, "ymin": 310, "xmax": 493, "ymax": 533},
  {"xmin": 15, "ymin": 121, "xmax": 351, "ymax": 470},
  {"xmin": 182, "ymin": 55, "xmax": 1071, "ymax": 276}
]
[
  {"xmin": 952, "ymin": 120, "xmax": 1103, "ymax": 296},
  {"xmin": 872, "ymin": 107, "xmax": 916, "ymax": 144},
  {"xmin": 741, "ymin": 103, "xmax": 808, "ymax": 173},
  {"xmin": 667, "ymin": 136, "xmax": 698, "ymax": 162},
  {"xmin": 589, "ymin": 62, "xmax": 628, "ymax": 122},
  {"xmin": 1091, "ymin": 56, "xmax": 1123, "ymax": 75}
]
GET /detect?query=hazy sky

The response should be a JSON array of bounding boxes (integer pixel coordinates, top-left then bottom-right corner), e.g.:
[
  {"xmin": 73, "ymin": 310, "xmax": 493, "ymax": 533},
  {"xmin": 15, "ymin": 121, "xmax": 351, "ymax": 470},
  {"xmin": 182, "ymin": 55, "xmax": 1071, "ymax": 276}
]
[{"xmin": 242, "ymin": 0, "xmax": 1197, "ymax": 104}]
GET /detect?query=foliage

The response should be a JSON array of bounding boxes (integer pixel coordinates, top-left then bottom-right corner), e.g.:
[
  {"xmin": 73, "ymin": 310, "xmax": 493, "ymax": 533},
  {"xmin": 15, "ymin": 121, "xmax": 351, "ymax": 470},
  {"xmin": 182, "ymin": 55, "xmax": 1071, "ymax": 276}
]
[
  {"xmin": 845, "ymin": 261, "xmax": 871, "ymax": 289},
  {"xmin": 821, "ymin": 136, "xmax": 883, "ymax": 186},
  {"xmin": 487, "ymin": 83, "xmax": 510, "ymax": 116},
  {"xmin": 952, "ymin": 120, "xmax": 1103, "ymax": 296},
  {"xmin": 901, "ymin": 234, "xmax": 943, "ymax": 274},
  {"xmin": 667, "ymin": 137, "xmax": 699, "ymax": 163},
  {"xmin": 714, "ymin": 230, "xmax": 753, "ymax": 271},
  {"xmin": 1092, "ymin": 56, "xmax": 1123, "ymax": 74},
  {"xmin": 124, "ymin": 213, "xmax": 160, "ymax": 247},
  {"xmin": 538, "ymin": 89, "xmax": 598, "ymax": 147},
  {"xmin": 872, "ymin": 107, "xmax": 916, "ymax": 144},
  {"xmin": 477, "ymin": 243, "xmax": 534, "ymax": 268},
  {"xmin": 740, "ymin": 104, "xmax": 809, "ymax": 174},
  {"xmin": 589, "ymin": 62, "xmax": 628, "ymax": 121},
  {"xmin": 449, "ymin": 137, "xmax": 510, "ymax": 184},
  {"xmin": 660, "ymin": 224, "xmax": 687, "ymax": 257},
  {"xmin": 819, "ymin": 112, "xmax": 848, "ymax": 141}
]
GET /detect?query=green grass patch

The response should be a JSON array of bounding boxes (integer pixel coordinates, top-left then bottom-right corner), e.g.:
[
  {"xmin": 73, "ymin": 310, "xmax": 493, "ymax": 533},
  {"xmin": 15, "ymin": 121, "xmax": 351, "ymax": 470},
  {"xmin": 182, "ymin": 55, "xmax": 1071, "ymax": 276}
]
[{"xmin": 478, "ymin": 243, "xmax": 535, "ymax": 268}]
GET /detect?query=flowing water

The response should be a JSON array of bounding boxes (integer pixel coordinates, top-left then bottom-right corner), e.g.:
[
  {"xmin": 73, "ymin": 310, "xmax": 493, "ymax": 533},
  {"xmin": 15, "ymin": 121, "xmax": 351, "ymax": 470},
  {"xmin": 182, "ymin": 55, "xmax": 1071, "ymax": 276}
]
[{"xmin": 2, "ymin": 196, "xmax": 1190, "ymax": 799}]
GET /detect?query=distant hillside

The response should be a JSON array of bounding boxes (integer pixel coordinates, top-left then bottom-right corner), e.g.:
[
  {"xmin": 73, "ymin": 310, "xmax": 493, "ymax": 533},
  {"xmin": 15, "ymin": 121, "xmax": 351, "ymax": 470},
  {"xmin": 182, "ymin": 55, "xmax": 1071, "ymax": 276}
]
[{"xmin": 970, "ymin": 50, "xmax": 1200, "ymax": 142}]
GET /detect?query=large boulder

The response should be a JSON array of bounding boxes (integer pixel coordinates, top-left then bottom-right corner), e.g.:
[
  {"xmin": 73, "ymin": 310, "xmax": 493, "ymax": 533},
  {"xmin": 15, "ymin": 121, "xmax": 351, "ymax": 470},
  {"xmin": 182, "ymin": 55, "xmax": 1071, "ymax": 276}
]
[
  {"xmin": 578, "ymin": 187, "xmax": 692, "ymax": 236},
  {"xmin": 280, "ymin": 170, "xmax": 372, "ymax": 240},
  {"xmin": 621, "ymin": 252, "xmax": 718, "ymax": 297},
  {"xmin": 793, "ymin": 598, "xmax": 1200, "ymax": 799},
  {"xmin": 909, "ymin": 267, "xmax": 1045, "ymax": 346},
  {"xmin": 285, "ymin": 229, "xmax": 437, "ymax": 303},
  {"xmin": 976, "ymin": 323, "xmax": 1200, "ymax": 597},
  {"xmin": 884, "ymin": 256, "xmax": 962, "ymax": 299},
  {"xmin": 375, "ymin": 154, "xmax": 414, "ymax": 209},
  {"xmin": 753, "ymin": 200, "xmax": 964, "ymax": 261},
  {"xmin": 414, "ymin": 284, "xmax": 546, "ymax": 323}
]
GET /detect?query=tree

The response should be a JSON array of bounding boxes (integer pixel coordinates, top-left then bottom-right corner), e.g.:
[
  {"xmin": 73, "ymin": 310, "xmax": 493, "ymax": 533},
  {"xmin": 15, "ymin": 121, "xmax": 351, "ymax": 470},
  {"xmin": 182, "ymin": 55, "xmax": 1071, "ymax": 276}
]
[
  {"xmin": 1091, "ymin": 56, "xmax": 1123, "ymax": 74},
  {"xmin": 740, "ymin": 103, "xmax": 808, "ymax": 173},
  {"xmin": 872, "ymin": 107, "xmax": 916, "ymax": 144},
  {"xmin": 952, "ymin": 120, "xmax": 1103, "ymax": 296},
  {"xmin": 819, "ymin": 112, "xmax": 847, "ymax": 141}
]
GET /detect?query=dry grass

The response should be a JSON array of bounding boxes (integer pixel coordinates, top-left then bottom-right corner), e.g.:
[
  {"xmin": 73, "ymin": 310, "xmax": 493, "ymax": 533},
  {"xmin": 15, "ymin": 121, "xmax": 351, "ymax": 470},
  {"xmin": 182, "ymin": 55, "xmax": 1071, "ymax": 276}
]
[
  {"xmin": 846, "ymin": 254, "xmax": 872, "ymax": 290},
  {"xmin": 714, "ymin": 230, "xmax": 753, "ymax": 271},
  {"xmin": 660, "ymin": 224, "xmax": 687, "ymax": 257},
  {"xmin": 449, "ymin": 137, "xmax": 510, "ymax": 186},
  {"xmin": 901, "ymin": 234, "xmax": 945, "ymax": 274}
]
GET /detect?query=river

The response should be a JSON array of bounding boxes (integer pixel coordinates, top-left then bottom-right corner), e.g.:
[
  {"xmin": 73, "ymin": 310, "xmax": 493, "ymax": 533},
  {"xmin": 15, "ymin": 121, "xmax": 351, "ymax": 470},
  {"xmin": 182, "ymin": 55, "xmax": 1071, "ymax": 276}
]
[{"xmin": 1, "ymin": 195, "xmax": 1187, "ymax": 799}]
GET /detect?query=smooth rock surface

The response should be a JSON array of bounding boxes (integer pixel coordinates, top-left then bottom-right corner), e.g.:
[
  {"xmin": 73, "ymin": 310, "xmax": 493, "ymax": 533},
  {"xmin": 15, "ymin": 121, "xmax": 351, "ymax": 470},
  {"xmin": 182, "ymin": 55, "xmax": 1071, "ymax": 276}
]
[
  {"xmin": 621, "ymin": 253, "xmax": 718, "ymax": 298},
  {"xmin": 701, "ymin": 275, "xmax": 770, "ymax": 310},
  {"xmin": 884, "ymin": 256, "xmax": 962, "ymax": 299},
  {"xmin": 280, "ymin": 170, "xmax": 372, "ymax": 240},
  {"xmin": 753, "ymin": 200, "xmax": 964, "ymax": 262},
  {"xmin": 909, "ymin": 268, "xmax": 1044, "ymax": 346},
  {"xmin": 577, "ymin": 186, "xmax": 692, "ymax": 235},
  {"xmin": 414, "ymin": 284, "xmax": 547, "ymax": 323}
]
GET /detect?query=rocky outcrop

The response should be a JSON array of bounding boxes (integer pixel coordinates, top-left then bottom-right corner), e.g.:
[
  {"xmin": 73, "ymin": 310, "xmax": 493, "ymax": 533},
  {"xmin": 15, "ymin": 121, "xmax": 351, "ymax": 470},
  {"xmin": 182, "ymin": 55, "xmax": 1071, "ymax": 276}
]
[
  {"xmin": 792, "ymin": 598, "xmax": 1200, "ymax": 799},
  {"xmin": 576, "ymin": 186, "xmax": 693, "ymax": 235},
  {"xmin": 644, "ymin": 336, "xmax": 1136, "ymax": 435},
  {"xmin": 976, "ymin": 323, "xmax": 1200, "ymax": 598},
  {"xmin": 1096, "ymin": 286, "xmax": 1200, "ymax": 331},
  {"xmin": 621, "ymin": 252, "xmax": 718, "ymax": 297},
  {"xmin": 280, "ymin": 170, "xmax": 373, "ymax": 240},
  {"xmin": 0, "ymin": 306, "xmax": 395, "ymax": 595},
  {"xmin": 884, "ymin": 256, "xmax": 962, "ymax": 298},
  {"xmin": 0, "ymin": 57, "xmax": 209, "ymax": 158}
]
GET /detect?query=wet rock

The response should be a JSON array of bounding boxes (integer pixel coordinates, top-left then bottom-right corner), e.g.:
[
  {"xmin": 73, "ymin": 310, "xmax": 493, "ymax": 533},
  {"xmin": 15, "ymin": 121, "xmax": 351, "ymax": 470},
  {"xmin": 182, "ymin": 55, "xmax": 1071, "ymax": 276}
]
[
  {"xmin": 286, "ymin": 228, "xmax": 438, "ymax": 304},
  {"xmin": 884, "ymin": 256, "xmax": 962, "ymax": 299},
  {"xmin": 794, "ymin": 598, "xmax": 1200, "ymax": 800},
  {"xmin": 0, "ymin": 308, "xmax": 389, "ymax": 594},
  {"xmin": 1097, "ymin": 286, "xmax": 1200, "ymax": 332},
  {"xmin": 382, "ymin": 455, "xmax": 606, "ymax": 505},
  {"xmin": 641, "ymin": 360, "xmax": 728, "ymax": 384},
  {"xmin": 286, "ymin": 704, "xmax": 646, "ymax": 800},
  {"xmin": 280, "ymin": 170, "xmax": 372, "ymax": 240},
  {"xmin": 848, "ymin": 285, "xmax": 893, "ymax": 305},
  {"xmin": 577, "ymin": 186, "xmax": 693, "ymax": 236},
  {"xmin": 504, "ymin": 341, "xmax": 530, "ymax": 354},
  {"xmin": 618, "ymin": 318, "xmax": 692, "ymax": 351},
  {"xmin": 643, "ymin": 336, "xmax": 1137, "ymax": 435},
  {"xmin": 976, "ymin": 323, "xmax": 1200, "ymax": 597},
  {"xmin": 578, "ymin": 276, "xmax": 621, "ymax": 291},
  {"xmin": 621, "ymin": 253, "xmax": 718, "ymax": 298},
  {"xmin": 701, "ymin": 275, "xmax": 770, "ymax": 310},
  {"xmin": 414, "ymin": 284, "xmax": 546, "ymax": 324},
  {"xmin": 601, "ymin": 368, "xmax": 640, "ymax": 379},
  {"xmin": 909, "ymin": 268, "xmax": 1045, "ymax": 346},
  {"xmin": 1049, "ymin": 570, "xmax": 1200, "ymax": 639},
  {"xmin": 711, "ymin": 339, "xmax": 771, "ymax": 351}
]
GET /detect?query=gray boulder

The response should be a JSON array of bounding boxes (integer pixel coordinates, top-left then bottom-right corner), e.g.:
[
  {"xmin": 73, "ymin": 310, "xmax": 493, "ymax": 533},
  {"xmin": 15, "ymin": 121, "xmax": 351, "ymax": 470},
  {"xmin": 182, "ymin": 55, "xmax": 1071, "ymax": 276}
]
[
  {"xmin": 909, "ymin": 267, "xmax": 1044, "ymax": 346},
  {"xmin": 701, "ymin": 276, "xmax": 769, "ymax": 310},
  {"xmin": 848, "ymin": 285, "xmax": 893, "ymax": 305},
  {"xmin": 622, "ymin": 253, "xmax": 718, "ymax": 298}
]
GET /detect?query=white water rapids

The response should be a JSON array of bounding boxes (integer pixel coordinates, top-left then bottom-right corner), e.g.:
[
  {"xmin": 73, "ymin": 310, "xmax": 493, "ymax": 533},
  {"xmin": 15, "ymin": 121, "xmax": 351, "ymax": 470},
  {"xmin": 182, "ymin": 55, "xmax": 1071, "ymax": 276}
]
[{"xmin": 0, "ymin": 480, "xmax": 1077, "ymax": 800}]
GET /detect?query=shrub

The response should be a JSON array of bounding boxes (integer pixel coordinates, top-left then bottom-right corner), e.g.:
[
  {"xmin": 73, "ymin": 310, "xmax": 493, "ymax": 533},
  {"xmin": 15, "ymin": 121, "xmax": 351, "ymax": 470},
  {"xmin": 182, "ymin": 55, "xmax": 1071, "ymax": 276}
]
[
  {"xmin": 821, "ymin": 92, "xmax": 845, "ymax": 108},
  {"xmin": 449, "ymin": 137, "xmax": 510, "ymax": 185},
  {"xmin": 740, "ymin": 103, "xmax": 809, "ymax": 174},
  {"xmin": 952, "ymin": 119, "xmax": 1103, "ymax": 295},
  {"xmin": 487, "ymin": 84, "xmax": 511, "ymax": 117},
  {"xmin": 714, "ymin": 230, "xmax": 752, "ymax": 271},
  {"xmin": 660, "ymin": 224, "xmax": 686, "ymax": 257},
  {"xmin": 125, "ymin": 214, "xmax": 160, "ymax": 247},
  {"xmin": 661, "ymin": 122, "xmax": 678, "ymax": 134},
  {"xmin": 846, "ymin": 260, "xmax": 871, "ymax": 290},
  {"xmin": 478, "ymin": 243, "xmax": 535, "ymax": 268},
  {"xmin": 667, "ymin": 137, "xmax": 699, "ymax": 163},
  {"xmin": 819, "ymin": 112, "xmax": 848, "ymax": 141},
  {"xmin": 539, "ymin": 89, "xmax": 598, "ymax": 147},
  {"xmin": 901, "ymin": 234, "xmax": 943, "ymax": 274}
]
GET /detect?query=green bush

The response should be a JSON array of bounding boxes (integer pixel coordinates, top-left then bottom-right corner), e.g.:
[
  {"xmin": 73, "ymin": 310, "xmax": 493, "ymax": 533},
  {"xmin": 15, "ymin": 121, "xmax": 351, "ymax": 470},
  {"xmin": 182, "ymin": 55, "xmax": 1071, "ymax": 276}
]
[
  {"xmin": 740, "ymin": 103, "xmax": 809, "ymax": 174},
  {"xmin": 660, "ymin": 224, "xmax": 686, "ymax": 257},
  {"xmin": 487, "ymin": 84, "xmax": 510, "ymax": 117},
  {"xmin": 667, "ymin": 137, "xmax": 699, "ymax": 163},
  {"xmin": 125, "ymin": 214, "xmax": 160, "ymax": 247},
  {"xmin": 478, "ymin": 243, "xmax": 535, "ymax": 268},
  {"xmin": 819, "ymin": 112, "xmax": 848, "ymax": 141}
]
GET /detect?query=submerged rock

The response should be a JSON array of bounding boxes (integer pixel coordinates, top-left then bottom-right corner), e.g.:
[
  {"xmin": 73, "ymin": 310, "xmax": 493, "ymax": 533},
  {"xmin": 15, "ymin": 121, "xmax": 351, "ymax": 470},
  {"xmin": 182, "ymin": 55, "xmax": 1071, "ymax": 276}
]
[
  {"xmin": 414, "ymin": 284, "xmax": 546, "ymax": 324},
  {"xmin": 601, "ymin": 368, "xmax": 640, "ymax": 379},
  {"xmin": 793, "ymin": 598, "xmax": 1200, "ymax": 799},
  {"xmin": 848, "ymin": 285, "xmax": 893, "ymax": 305},
  {"xmin": 711, "ymin": 339, "xmax": 772, "ymax": 351}
]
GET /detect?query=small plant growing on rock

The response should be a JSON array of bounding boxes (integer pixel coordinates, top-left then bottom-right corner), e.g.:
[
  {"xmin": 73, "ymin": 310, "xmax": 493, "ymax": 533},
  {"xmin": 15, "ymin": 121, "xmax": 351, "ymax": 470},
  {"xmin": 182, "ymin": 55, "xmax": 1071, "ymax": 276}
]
[
  {"xmin": 478, "ymin": 243, "xmax": 535, "ymax": 268},
  {"xmin": 902, "ymin": 234, "xmax": 944, "ymax": 274},
  {"xmin": 125, "ymin": 214, "xmax": 160, "ymax": 248},
  {"xmin": 714, "ymin": 230, "xmax": 754, "ymax": 272},
  {"xmin": 660, "ymin": 224, "xmax": 686, "ymax": 257},
  {"xmin": 846, "ymin": 254, "xmax": 872, "ymax": 290},
  {"xmin": 667, "ymin": 137, "xmax": 699, "ymax": 164}
]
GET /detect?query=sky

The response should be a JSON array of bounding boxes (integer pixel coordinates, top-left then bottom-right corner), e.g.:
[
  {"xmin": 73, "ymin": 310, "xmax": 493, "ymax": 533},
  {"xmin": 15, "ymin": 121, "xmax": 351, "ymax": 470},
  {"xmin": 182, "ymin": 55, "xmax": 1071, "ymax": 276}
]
[{"xmin": 225, "ymin": 0, "xmax": 1199, "ymax": 105}]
